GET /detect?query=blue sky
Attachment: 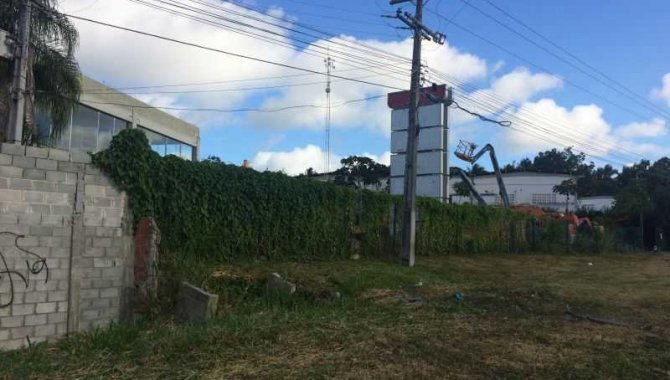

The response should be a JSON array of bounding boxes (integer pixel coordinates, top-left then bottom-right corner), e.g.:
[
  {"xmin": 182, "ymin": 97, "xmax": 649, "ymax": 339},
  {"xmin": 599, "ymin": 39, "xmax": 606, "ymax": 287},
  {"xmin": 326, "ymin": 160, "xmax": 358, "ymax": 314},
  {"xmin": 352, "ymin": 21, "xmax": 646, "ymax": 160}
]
[{"xmin": 62, "ymin": 0, "xmax": 670, "ymax": 174}]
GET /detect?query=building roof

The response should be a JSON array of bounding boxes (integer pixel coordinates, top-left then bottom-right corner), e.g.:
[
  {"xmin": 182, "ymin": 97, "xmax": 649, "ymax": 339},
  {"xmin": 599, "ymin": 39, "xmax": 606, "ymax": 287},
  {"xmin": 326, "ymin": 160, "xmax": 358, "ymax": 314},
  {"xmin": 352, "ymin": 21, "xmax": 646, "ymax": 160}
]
[
  {"xmin": 79, "ymin": 76, "xmax": 199, "ymax": 148},
  {"xmin": 578, "ymin": 195, "xmax": 615, "ymax": 201},
  {"xmin": 470, "ymin": 172, "xmax": 574, "ymax": 179}
]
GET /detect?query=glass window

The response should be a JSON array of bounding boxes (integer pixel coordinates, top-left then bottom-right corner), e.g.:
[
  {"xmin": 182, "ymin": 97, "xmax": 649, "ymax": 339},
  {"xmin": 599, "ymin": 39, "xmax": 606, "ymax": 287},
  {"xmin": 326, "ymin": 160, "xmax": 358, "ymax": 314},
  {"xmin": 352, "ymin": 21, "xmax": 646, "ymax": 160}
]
[
  {"xmin": 532, "ymin": 194, "xmax": 557, "ymax": 205},
  {"xmin": 54, "ymin": 115, "xmax": 71, "ymax": 150},
  {"xmin": 165, "ymin": 137, "xmax": 181, "ymax": 157},
  {"xmin": 139, "ymin": 126, "xmax": 194, "ymax": 160},
  {"xmin": 114, "ymin": 118, "xmax": 128, "ymax": 134},
  {"xmin": 180, "ymin": 144, "xmax": 193, "ymax": 160},
  {"xmin": 140, "ymin": 127, "xmax": 166, "ymax": 155},
  {"xmin": 98, "ymin": 112, "xmax": 115, "ymax": 151},
  {"xmin": 70, "ymin": 105, "xmax": 98, "ymax": 152},
  {"xmin": 35, "ymin": 111, "xmax": 53, "ymax": 146}
]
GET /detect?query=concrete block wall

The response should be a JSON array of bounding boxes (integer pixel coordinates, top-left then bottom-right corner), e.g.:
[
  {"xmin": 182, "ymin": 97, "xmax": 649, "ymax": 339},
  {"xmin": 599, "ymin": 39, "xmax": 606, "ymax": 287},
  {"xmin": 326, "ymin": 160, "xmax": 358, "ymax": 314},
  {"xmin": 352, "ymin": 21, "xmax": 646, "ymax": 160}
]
[{"xmin": 0, "ymin": 143, "xmax": 133, "ymax": 350}]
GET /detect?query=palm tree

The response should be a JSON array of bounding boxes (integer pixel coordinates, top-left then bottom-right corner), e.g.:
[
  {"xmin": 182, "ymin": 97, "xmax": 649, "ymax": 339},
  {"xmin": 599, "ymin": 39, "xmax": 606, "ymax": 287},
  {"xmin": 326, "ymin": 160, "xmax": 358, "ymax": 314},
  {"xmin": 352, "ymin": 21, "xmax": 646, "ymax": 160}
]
[{"xmin": 0, "ymin": 0, "xmax": 81, "ymax": 144}]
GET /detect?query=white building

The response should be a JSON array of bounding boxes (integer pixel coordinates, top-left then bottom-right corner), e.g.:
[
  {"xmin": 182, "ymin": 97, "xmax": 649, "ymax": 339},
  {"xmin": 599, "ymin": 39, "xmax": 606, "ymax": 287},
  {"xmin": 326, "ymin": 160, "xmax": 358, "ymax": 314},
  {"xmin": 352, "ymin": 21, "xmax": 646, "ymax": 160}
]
[
  {"xmin": 36, "ymin": 76, "xmax": 200, "ymax": 160},
  {"xmin": 577, "ymin": 195, "xmax": 615, "ymax": 212},
  {"xmin": 451, "ymin": 172, "xmax": 578, "ymax": 211}
]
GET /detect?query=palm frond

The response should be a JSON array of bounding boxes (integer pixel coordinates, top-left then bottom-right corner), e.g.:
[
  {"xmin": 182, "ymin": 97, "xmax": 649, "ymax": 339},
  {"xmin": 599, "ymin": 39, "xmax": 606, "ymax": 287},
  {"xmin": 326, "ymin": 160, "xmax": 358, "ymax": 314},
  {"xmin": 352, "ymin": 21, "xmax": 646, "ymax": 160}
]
[
  {"xmin": 32, "ymin": 41, "xmax": 81, "ymax": 139},
  {"xmin": 0, "ymin": 0, "xmax": 81, "ymax": 143}
]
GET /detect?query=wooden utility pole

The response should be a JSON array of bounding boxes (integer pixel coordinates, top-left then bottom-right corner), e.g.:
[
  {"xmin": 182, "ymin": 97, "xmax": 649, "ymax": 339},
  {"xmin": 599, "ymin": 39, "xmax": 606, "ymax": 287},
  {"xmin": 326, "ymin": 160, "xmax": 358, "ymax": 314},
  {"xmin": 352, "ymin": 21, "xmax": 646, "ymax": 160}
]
[
  {"xmin": 390, "ymin": 0, "xmax": 445, "ymax": 267},
  {"xmin": 7, "ymin": 0, "xmax": 32, "ymax": 144}
]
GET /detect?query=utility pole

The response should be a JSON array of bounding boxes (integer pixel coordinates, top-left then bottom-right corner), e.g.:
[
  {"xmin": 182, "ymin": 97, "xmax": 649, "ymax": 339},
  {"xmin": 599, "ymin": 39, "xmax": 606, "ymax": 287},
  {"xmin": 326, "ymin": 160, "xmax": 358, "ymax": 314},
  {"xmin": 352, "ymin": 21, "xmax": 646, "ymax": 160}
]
[
  {"xmin": 390, "ymin": 0, "xmax": 445, "ymax": 267},
  {"xmin": 6, "ymin": 0, "xmax": 32, "ymax": 144},
  {"xmin": 324, "ymin": 52, "xmax": 334, "ymax": 173}
]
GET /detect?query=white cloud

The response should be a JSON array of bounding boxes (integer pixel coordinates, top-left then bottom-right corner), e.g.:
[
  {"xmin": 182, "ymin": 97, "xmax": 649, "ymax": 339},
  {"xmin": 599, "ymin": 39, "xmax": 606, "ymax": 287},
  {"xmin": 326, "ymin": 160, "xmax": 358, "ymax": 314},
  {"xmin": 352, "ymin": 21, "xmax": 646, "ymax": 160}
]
[
  {"xmin": 499, "ymin": 99, "xmax": 612, "ymax": 155},
  {"xmin": 448, "ymin": 67, "xmax": 563, "ymax": 127},
  {"xmin": 652, "ymin": 73, "xmax": 670, "ymax": 107},
  {"xmin": 250, "ymin": 145, "xmax": 390, "ymax": 175},
  {"xmin": 616, "ymin": 118, "xmax": 667, "ymax": 139},
  {"xmin": 489, "ymin": 68, "xmax": 562, "ymax": 104},
  {"xmin": 251, "ymin": 144, "xmax": 325, "ymax": 175},
  {"xmin": 362, "ymin": 151, "xmax": 391, "ymax": 166},
  {"xmin": 497, "ymin": 98, "xmax": 668, "ymax": 161},
  {"xmin": 247, "ymin": 38, "xmax": 488, "ymax": 136},
  {"xmin": 61, "ymin": 0, "xmax": 489, "ymax": 135},
  {"xmin": 62, "ymin": 0, "xmax": 300, "ymax": 124}
]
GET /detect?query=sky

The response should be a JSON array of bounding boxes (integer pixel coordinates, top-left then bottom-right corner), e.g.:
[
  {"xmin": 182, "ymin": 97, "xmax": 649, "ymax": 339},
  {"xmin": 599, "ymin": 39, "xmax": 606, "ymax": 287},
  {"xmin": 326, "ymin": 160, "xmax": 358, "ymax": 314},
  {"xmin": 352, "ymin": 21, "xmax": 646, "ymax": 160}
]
[{"xmin": 57, "ymin": 0, "xmax": 670, "ymax": 175}]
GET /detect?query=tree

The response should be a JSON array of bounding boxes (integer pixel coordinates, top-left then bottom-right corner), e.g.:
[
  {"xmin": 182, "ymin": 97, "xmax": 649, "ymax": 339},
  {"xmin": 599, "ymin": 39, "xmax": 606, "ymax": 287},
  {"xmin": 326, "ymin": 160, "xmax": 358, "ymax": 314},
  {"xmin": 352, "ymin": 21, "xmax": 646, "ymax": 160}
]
[
  {"xmin": 453, "ymin": 180, "xmax": 471, "ymax": 197},
  {"xmin": 518, "ymin": 158, "xmax": 533, "ymax": 171},
  {"xmin": 532, "ymin": 147, "xmax": 592, "ymax": 175},
  {"xmin": 553, "ymin": 178, "xmax": 578, "ymax": 212},
  {"xmin": 613, "ymin": 183, "xmax": 652, "ymax": 216},
  {"xmin": 333, "ymin": 156, "xmax": 389, "ymax": 190},
  {"xmin": 1, "ymin": 0, "xmax": 81, "ymax": 144},
  {"xmin": 576, "ymin": 164, "xmax": 619, "ymax": 196},
  {"xmin": 466, "ymin": 163, "xmax": 489, "ymax": 176},
  {"xmin": 203, "ymin": 155, "xmax": 222, "ymax": 163}
]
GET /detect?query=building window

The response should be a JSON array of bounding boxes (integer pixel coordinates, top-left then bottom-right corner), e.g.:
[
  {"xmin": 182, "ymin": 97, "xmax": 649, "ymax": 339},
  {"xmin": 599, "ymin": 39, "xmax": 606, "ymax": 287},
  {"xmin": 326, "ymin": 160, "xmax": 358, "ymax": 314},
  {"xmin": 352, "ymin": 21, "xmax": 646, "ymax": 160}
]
[
  {"xmin": 138, "ymin": 126, "xmax": 195, "ymax": 161},
  {"xmin": 36, "ymin": 104, "xmax": 129, "ymax": 152},
  {"xmin": 71, "ymin": 105, "xmax": 98, "ymax": 151},
  {"xmin": 532, "ymin": 193, "xmax": 557, "ymax": 205}
]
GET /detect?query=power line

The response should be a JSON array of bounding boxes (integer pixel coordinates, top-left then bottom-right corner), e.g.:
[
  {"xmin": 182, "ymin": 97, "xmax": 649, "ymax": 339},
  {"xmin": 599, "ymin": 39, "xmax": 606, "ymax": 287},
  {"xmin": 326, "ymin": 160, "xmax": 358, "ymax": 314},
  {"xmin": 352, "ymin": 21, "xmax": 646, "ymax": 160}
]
[
  {"xmin": 254, "ymin": 0, "xmax": 379, "ymax": 17},
  {"xmin": 425, "ymin": 8, "xmax": 657, "ymax": 122},
  {"xmin": 450, "ymin": 91, "xmax": 634, "ymax": 166},
  {"xmin": 478, "ymin": 0, "xmax": 667, "ymax": 119},
  {"xmin": 138, "ymin": 0, "xmax": 411, "ymax": 69},
  {"xmin": 38, "ymin": 10, "xmax": 406, "ymax": 92},
  {"xmin": 425, "ymin": 67, "xmax": 641, "ymax": 162},
  {"xmin": 123, "ymin": 0, "xmax": 415, "ymax": 86},
  {"xmin": 457, "ymin": 0, "xmax": 670, "ymax": 120},
  {"xmin": 80, "ymin": 72, "xmax": 393, "ymax": 95},
  {"xmin": 450, "ymin": 100, "xmax": 511, "ymax": 127},
  {"xmin": 81, "ymin": 62, "xmax": 405, "ymax": 92},
  {"xmin": 77, "ymin": 94, "xmax": 385, "ymax": 113}
]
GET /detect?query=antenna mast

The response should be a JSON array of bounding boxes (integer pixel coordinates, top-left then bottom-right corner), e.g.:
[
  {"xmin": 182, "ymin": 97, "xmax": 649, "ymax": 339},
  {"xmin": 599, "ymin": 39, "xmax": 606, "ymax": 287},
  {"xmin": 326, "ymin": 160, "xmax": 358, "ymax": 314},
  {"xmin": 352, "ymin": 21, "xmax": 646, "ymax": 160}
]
[{"xmin": 324, "ymin": 51, "xmax": 335, "ymax": 173}]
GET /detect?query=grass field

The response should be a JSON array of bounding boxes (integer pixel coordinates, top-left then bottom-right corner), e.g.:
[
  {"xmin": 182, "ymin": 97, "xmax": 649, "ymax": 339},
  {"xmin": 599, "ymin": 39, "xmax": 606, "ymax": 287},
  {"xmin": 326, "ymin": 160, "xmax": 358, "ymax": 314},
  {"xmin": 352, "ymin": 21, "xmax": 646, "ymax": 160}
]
[{"xmin": 2, "ymin": 253, "xmax": 670, "ymax": 379}]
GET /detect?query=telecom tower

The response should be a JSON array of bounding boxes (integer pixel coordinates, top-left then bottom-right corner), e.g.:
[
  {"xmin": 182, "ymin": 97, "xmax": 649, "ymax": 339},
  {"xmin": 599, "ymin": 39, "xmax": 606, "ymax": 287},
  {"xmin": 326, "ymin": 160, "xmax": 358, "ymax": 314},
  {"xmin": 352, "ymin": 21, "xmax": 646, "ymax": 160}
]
[{"xmin": 324, "ymin": 53, "xmax": 335, "ymax": 173}]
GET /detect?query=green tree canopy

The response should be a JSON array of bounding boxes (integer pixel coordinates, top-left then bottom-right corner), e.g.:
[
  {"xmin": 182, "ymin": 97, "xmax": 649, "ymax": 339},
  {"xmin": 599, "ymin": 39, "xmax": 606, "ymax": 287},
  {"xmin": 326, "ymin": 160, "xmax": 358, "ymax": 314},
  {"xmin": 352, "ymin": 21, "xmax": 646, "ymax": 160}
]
[
  {"xmin": 613, "ymin": 183, "xmax": 652, "ymax": 216},
  {"xmin": 333, "ymin": 156, "xmax": 389, "ymax": 190}
]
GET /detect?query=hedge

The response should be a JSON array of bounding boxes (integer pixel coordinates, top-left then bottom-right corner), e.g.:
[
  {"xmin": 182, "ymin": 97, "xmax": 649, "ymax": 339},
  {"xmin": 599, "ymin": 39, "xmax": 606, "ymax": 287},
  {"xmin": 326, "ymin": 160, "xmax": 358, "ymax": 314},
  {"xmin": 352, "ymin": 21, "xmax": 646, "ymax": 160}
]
[{"xmin": 92, "ymin": 129, "xmax": 562, "ymax": 261}]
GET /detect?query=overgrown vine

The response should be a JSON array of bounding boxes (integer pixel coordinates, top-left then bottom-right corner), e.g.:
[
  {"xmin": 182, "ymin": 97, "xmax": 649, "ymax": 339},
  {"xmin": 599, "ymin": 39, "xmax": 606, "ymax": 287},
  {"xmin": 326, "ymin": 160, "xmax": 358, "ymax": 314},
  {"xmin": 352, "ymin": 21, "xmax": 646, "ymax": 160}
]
[{"xmin": 93, "ymin": 129, "xmax": 564, "ymax": 262}]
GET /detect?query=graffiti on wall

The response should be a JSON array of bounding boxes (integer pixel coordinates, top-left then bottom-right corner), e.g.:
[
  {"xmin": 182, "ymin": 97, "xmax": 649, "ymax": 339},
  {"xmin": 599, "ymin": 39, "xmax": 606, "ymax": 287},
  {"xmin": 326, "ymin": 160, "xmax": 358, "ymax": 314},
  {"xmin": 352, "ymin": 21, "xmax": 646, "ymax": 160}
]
[{"xmin": 0, "ymin": 232, "xmax": 49, "ymax": 308}]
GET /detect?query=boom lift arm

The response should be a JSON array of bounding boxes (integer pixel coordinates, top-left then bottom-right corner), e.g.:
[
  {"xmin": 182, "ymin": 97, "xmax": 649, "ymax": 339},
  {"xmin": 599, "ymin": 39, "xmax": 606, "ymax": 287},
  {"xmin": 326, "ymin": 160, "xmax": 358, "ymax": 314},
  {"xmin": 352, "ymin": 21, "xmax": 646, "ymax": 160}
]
[
  {"xmin": 453, "ymin": 168, "xmax": 487, "ymax": 206},
  {"xmin": 454, "ymin": 141, "xmax": 510, "ymax": 208}
]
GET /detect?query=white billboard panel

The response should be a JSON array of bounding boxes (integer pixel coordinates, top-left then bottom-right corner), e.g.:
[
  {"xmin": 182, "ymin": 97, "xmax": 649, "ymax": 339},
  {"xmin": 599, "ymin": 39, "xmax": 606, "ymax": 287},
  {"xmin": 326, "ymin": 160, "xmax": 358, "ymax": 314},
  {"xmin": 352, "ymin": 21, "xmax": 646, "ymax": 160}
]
[
  {"xmin": 391, "ymin": 103, "xmax": 443, "ymax": 131},
  {"xmin": 390, "ymin": 176, "xmax": 404, "ymax": 195},
  {"xmin": 391, "ymin": 127, "xmax": 443, "ymax": 153},
  {"xmin": 417, "ymin": 174, "xmax": 443, "ymax": 198},
  {"xmin": 391, "ymin": 151, "xmax": 443, "ymax": 176},
  {"xmin": 390, "ymin": 174, "xmax": 443, "ymax": 198}
]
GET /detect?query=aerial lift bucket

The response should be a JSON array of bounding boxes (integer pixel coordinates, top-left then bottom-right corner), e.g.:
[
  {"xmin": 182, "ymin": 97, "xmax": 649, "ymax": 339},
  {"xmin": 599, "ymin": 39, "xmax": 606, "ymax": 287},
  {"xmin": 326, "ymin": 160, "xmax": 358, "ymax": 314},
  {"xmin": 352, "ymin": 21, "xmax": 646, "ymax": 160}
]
[{"xmin": 455, "ymin": 140, "xmax": 477, "ymax": 163}]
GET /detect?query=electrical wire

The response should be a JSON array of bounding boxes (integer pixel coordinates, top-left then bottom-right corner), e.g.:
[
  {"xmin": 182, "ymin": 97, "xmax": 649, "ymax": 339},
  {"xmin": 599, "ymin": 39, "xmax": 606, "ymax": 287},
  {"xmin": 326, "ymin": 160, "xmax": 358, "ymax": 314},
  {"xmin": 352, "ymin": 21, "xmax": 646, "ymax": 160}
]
[
  {"xmin": 479, "ymin": 0, "xmax": 667, "ymax": 117},
  {"xmin": 35, "ymin": 0, "xmax": 653, "ymax": 166},
  {"xmin": 81, "ymin": 62, "xmax": 407, "ymax": 92},
  {"xmin": 80, "ymin": 73, "xmax": 395, "ymax": 95},
  {"xmin": 123, "ymin": 0, "xmax": 416, "ymax": 86},
  {"xmin": 451, "ymin": 100, "xmax": 511, "ymax": 127},
  {"xmin": 425, "ymin": 9, "xmax": 656, "ymax": 122},
  {"xmin": 457, "ymin": 0, "xmax": 670, "ymax": 120},
  {"xmin": 77, "ymin": 95, "xmax": 385, "ymax": 113},
  {"xmin": 35, "ymin": 10, "xmax": 407, "ymax": 92}
]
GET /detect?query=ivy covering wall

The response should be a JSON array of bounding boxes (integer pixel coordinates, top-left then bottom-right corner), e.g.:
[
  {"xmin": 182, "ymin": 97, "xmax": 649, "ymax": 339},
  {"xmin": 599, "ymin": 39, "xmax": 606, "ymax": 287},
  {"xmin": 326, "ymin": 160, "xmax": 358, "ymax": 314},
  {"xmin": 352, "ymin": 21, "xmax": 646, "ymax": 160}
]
[{"xmin": 93, "ymin": 129, "xmax": 561, "ymax": 261}]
